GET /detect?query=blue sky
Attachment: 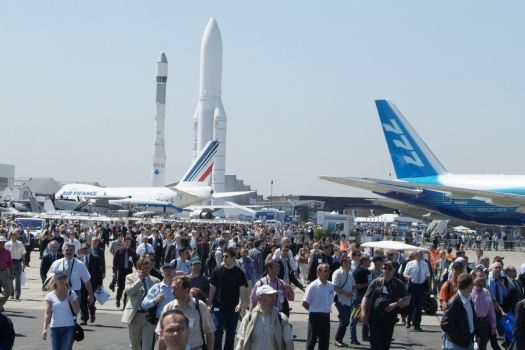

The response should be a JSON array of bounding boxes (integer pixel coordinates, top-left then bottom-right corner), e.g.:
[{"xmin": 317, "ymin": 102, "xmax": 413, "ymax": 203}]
[{"xmin": 1, "ymin": 1, "xmax": 525, "ymax": 197}]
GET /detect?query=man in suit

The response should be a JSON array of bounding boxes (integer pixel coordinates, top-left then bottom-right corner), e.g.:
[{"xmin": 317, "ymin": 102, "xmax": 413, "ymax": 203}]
[
  {"xmin": 441, "ymin": 272, "xmax": 479, "ymax": 350},
  {"xmin": 39, "ymin": 240, "xmax": 63, "ymax": 284},
  {"xmin": 121, "ymin": 257, "xmax": 160, "ymax": 350},
  {"xmin": 503, "ymin": 266, "xmax": 524, "ymax": 313},
  {"xmin": 509, "ymin": 298, "xmax": 525, "ymax": 350},
  {"xmin": 150, "ymin": 229, "xmax": 164, "ymax": 269},
  {"xmin": 113, "ymin": 237, "xmax": 139, "ymax": 308},
  {"xmin": 79, "ymin": 243, "xmax": 104, "ymax": 325}
]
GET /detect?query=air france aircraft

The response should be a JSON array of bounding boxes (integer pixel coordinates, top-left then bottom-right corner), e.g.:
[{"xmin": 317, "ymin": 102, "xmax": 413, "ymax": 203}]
[
  {"xmin": 55, "ymin": 141, "xmax": 249, "ymax": 214},
  {"xmin": 321, "ymin": 99, "xmax": 525, "ymax": 226}
]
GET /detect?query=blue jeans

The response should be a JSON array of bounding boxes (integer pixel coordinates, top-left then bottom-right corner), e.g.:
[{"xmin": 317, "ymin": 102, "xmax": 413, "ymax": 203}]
[
  {"xmin": 335, "ymin": 301, "xmax": 352, "ymax": 342},
  {"xmin": 441, "ymin": 333, "xmax": 475, "ymax": 350},
  {"xmin": 50, "ymin": 326, "xmax": 75, "ymax": 350},
  {"xmin": 212, "ymin": 308, "xmax": 239, "ymax": 350},
  {"xmin": 350, "ymin": 294, "xmax": 369, "ymax": 341}
]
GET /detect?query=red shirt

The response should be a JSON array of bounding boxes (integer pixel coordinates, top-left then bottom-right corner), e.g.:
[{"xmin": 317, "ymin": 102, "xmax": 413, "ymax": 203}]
[{"xmin": 0, "ymin": 249, "xmax": 12, "ymax": 270}]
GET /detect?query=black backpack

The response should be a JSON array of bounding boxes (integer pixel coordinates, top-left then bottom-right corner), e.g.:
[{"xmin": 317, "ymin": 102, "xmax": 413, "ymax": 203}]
[{"xmin": 206, "ymin": 249, "xmax": 219, "ymax": 271}]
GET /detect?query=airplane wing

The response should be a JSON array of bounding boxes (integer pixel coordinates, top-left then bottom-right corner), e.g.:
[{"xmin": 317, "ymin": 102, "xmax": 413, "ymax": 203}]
[
  {"xmin": 212, "ymin": 191, "xmax": 254, "ymax": 199},
  {"xmin": 320, "ymin": 176, "xmax": 424, "ymax": 196},
  {"xmin": 402, "ymin": 182, "xmax": 525, "ymax": 209},
  {"xmin": 110, "ymin": 198, "xmax": 184, "ymax": 212},
  {"xmin": 321, "ymin": 176, "xmax": 525, "ymax": 211}
]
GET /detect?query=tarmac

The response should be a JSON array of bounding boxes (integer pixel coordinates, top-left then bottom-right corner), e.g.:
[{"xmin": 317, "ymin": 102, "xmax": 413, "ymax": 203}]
[{"xmin": 3, "ymin": 248, "xmax": 523, "ymax": 350}]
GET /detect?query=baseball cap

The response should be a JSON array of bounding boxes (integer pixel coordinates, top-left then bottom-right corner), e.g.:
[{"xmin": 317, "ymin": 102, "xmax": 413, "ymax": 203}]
[
  {"xmin": 161, "ymin": 263, "xmax": 175, "ymax": 270},
  {"xmin": 519, "ymin": 263, "xmax": 525, "ymax": 275},
  {"xmin": 0, "ymin": 236, "xmax": 7, "ymax": 242},
  {"xmin": 54, "ymin": 272, "xmax": 69, "ymax": 279},
  {"xmin": 493, "ymin": 256, "xmax": 504, "ymax": 263},
  {"xmin": 190, "ymin": 257, "xmax": 202, "ymax": 266},
  {"xmin": 256, "ymin": 285, "xmax": 278, "ymax": 298},
  {"xmin": 372, "ymin": 255, "xmax": 384, "ymax": 263},
  {"xmin": 453, "ymin": 257, "xmax": 466, "ymax": 267}
]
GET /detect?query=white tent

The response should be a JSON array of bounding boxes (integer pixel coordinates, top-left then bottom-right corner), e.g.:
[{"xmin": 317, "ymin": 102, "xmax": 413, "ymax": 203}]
[
  {"xmin": 453, "ymin": 226, "xmax": 476, "ymax": 233},
  {"xmin": 360, "ymin": 240, "xmax": 428, "ymax": 251}
]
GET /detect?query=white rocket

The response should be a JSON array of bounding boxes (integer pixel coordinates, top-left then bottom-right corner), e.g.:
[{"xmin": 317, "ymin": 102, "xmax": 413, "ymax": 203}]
[
  {"xmin": 192, "ymin": 18, "xmax": 227, "ymax": 201},
  {"xmin": 152, "ymin": 52, "xmax": 168, "ymax": 186}
]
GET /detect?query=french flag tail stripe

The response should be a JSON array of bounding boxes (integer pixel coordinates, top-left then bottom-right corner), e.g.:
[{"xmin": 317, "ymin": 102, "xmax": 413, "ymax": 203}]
[
  {"xmin": 181, "ymin": 141, "xmax": 218, "ymax": 183},
  {"xmin": 197, "ymin": 162, "xmax": 214, "ymax": 182}
]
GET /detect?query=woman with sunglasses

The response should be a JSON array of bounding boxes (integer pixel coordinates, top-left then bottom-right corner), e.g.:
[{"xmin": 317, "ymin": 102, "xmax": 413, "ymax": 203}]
[{"xmin": 42, "ymin": 272, "xmax": 80, "ymax": 350}]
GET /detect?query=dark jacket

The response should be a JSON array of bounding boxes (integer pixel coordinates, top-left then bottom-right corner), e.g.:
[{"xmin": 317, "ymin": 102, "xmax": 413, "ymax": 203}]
[
  {"xmin": 40, "ymin": 253, "xmax": 64, "ymax": 283},
  {"xmin": 306, "ymin": 253, "xmax": 333, "ymax": 282},
  {"xmin": 113, "ymin": 247, "xmax": 138, "ymax": 273},
  {"xmin": 509, "ymin": 298, "xmax": 525, "ymax": 350},
  {"xmin": 441, "ymin": 294, "xmax": 478, "ymax": 348},
  {"xmin": 85, "ymin": 253, "xmax": 104, "ymax": 288}
]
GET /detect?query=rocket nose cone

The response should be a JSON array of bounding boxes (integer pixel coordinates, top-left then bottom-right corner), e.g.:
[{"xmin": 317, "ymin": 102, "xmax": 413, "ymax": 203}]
[
  {"xmin": 158, "ymin": 52, "xmax": 168, "ymax": 63},
  {"xmin": 202, "ymin": 17, "xmax": 222, "ymax": 52}
]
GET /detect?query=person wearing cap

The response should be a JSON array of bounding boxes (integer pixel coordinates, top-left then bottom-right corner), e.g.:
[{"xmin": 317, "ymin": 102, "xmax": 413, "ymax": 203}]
[
  {"xmin": 303, "ymin": 263, "xmax": 334, "ymax": 350},
  {"xmin": 0, "ymin": 236, "xmax": 12, "ymax": 313},
  {"xmin": 190, "ymin": 256, "xmax": 210, "ymax": 299},
  {"xmin": 403, "ymin": 250, "xmax": 431, "ymax": 331},
  {"xmin": 236, "ymin": 284, "xmax": 293, "ymax": 350},
  {"xmin": 141, "ymin": 263, "xmax": 176, "ymax": 325},
  {"xmin": 42, "ymin": 272, "xmax": 80, "ymax": 350},
  {"xmin": 122, "ymin": 257, "xmax": 160, "ymax": 350},
  {"xmin": 156, "ymin": 275, "xmax": 215, "ymax": 350},
  {"xmin": 361, "ymin": 261, "xmax": 410, "ymax": 350}
]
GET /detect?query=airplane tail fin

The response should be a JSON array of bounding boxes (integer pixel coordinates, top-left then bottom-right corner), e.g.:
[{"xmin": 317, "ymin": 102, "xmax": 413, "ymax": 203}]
[
  {"xmin": 375, "ymin": 99, "xmax": 448, "ymax": 179},
  {"xmin": 179, "ymin": 140, "xmax": 219, "ymax": 184}
]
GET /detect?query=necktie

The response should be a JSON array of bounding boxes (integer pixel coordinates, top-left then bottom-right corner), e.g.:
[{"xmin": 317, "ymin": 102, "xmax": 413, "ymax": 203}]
[
  {"xmin": 124, "ymin": 250, "xmax": 129, "ymax": 269},
  {"xmin": 417, "ymin": 261, "xmax": 422, "ymax": 283},
  {"xmin": 495, "ymin": 280, "xmax": 501, "ymax": 303}
]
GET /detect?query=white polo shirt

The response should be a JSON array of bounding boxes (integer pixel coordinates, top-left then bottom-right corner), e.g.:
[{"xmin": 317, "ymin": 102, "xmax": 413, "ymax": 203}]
[
  {"xmin": 48, "ymin": 258, "xmax": 91, "ymax": 291},
  {"xmin": 303, "ymin": 279, "xmax": 334, "ymax": 313},
  {"xmin": 404, "ymin": 259, "xmax": 430, "ymax": 284}
]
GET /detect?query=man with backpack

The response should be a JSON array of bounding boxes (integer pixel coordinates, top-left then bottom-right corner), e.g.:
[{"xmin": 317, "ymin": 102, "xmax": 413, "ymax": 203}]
[{"xmin": 236, "ymin": 285, "xmax": 294, "ymax": 350}]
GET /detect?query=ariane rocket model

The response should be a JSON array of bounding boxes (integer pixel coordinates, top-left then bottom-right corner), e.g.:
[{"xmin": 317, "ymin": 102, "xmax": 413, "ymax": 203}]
[
  {"xmin": 192, "ymin": 18, "xmax": 227, "ymax": 199},
  {"xmin": 152, "ymin": 52, "xmax": 168, "ymax": 187}
]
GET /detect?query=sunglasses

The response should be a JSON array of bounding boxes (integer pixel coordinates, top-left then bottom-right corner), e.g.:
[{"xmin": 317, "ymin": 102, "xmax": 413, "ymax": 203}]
[
  {"xmin": 320, "ymin": 270, "xmax": 329, "ymax": 273},
  {"xmin": 383, "ymin": 267, "xmax": 393, "ymax": 271},
  {"xmin": 223, "ymin": 255, "xmax": 231, "ymax": 259}
]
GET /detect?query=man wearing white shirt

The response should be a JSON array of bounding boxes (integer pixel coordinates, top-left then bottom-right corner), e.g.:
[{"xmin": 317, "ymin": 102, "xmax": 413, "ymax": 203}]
[
  {"xmin": 403, "ymin": 250, "xmax": 430, "ymax": 331},
  {"xmin": 47, "ymin": 242, "xmax": 94, "ymax": 304},
  {"xmin": 273, "ymin": 237, "xmax": 298, "ymax": 273},
  {"xmin": 66, "ymin": 232, "xmax": 81, "ymax": 254},
  {"xmin": 5, "ymin": 230, "xmax": 25, "ymax": 300},
  {"xmin": 136, "ymin": 239, "xmax": 154, "ymax": 257},
  {"xmin": 303, "ymin": 263, "xmax": 334, "ymax": 350}
]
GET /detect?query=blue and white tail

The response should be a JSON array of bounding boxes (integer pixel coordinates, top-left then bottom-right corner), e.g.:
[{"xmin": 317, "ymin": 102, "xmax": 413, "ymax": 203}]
[
  {"xmin": 375, "ymin": 100, "xmax": 448, "ymax": 179},
  {"xmin": 179, "ymin": 141, "xmax": 218, "ymax": 184}
]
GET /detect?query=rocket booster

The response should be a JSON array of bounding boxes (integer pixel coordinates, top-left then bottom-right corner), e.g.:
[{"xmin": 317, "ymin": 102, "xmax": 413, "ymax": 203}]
[
  {"xmin": 152, "ymin": 52, "xmax": 168, "ymax": 186},
  {"xmin": 192, "ymin": 18, "xmax": 227, "ymax": 207}
]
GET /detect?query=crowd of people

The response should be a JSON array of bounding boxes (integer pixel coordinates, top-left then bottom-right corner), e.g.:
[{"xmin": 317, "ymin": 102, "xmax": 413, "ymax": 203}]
[{"xmin": 0, "ymin": 219, "xmax": 524, "ymax": 350}]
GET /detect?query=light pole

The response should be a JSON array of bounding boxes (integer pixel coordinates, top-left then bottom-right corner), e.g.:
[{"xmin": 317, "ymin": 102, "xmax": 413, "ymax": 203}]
[{"xmin": 270, "ymin": 180, "xmax": 274, "ymax": 209}]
